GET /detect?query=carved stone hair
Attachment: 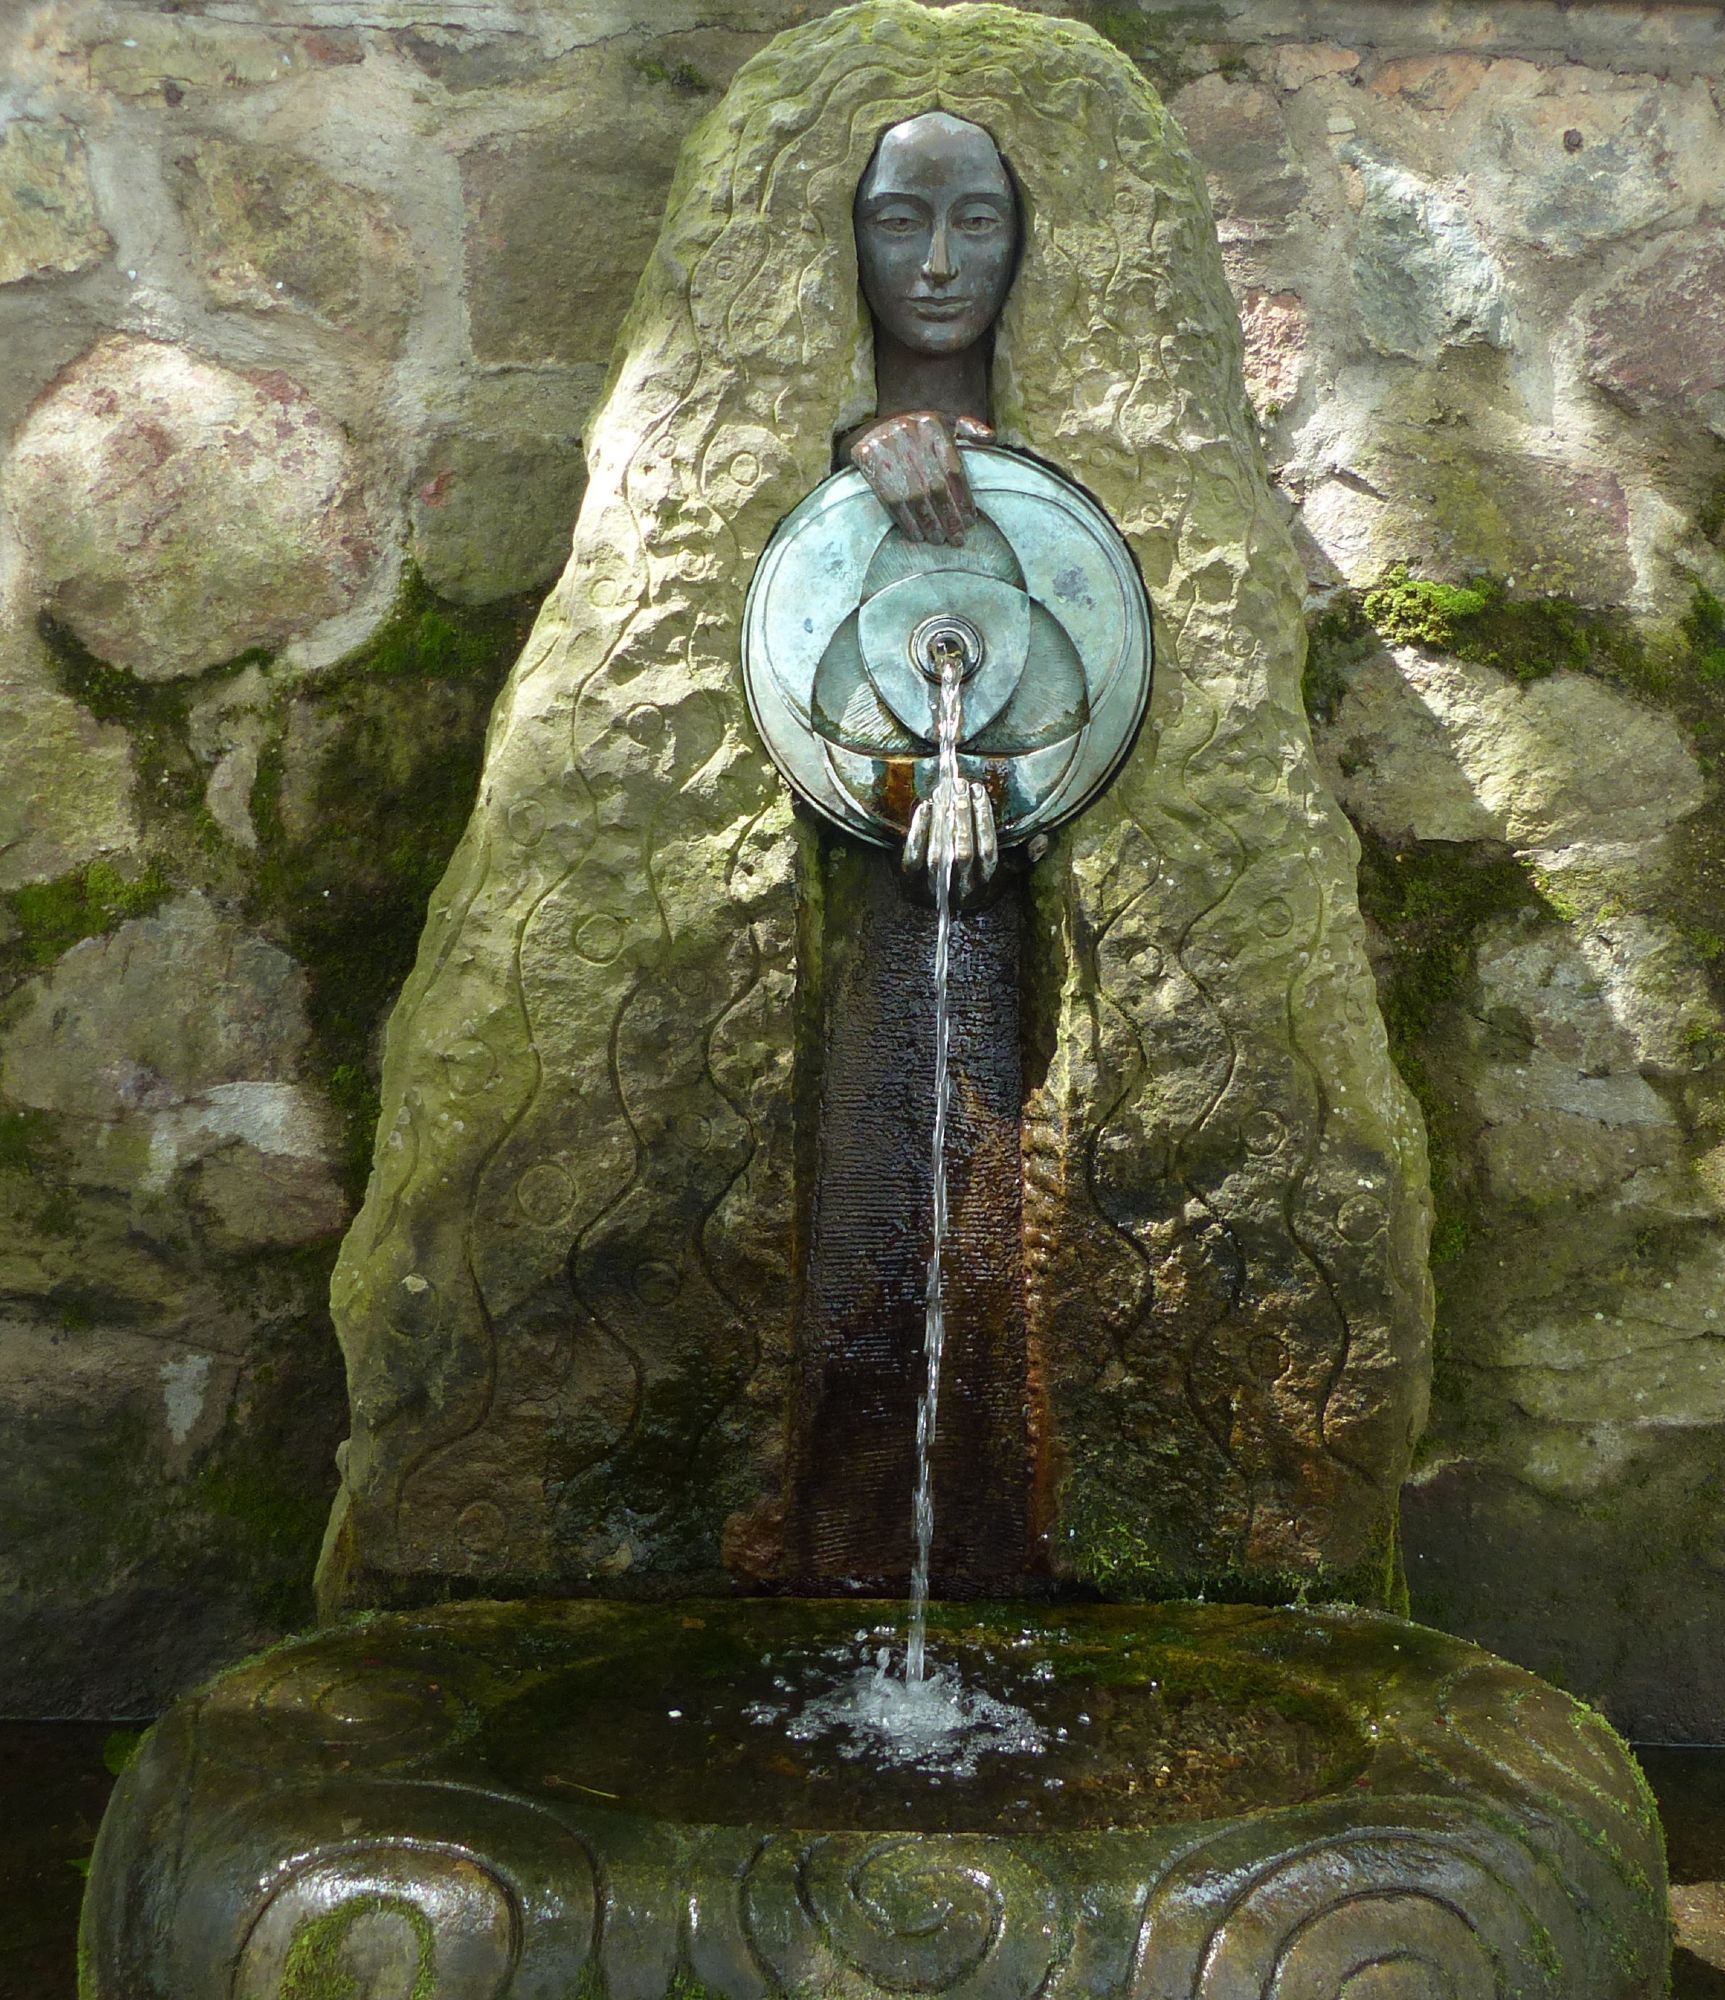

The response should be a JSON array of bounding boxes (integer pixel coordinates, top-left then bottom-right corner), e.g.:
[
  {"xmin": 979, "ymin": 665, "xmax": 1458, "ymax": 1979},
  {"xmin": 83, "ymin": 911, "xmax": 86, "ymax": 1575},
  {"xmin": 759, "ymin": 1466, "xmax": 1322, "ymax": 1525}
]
[{"xmin": 320, "ymin": 0, "xmax": 1431, "ymax": 1614}]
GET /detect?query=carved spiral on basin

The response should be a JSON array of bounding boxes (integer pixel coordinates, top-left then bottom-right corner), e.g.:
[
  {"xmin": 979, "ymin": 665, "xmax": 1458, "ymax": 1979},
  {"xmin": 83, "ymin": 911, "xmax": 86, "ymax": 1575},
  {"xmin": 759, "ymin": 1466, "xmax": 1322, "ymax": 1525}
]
[
  {"xmin": 745, "ymin": 1834, "xmax": 1063, "ymax": 2000},
  {"xmin": 1131, "ymin": 1800, "xmax": 1582, "ymax": 2000},
  {"xmin": 233, "ymin": 1845, "xmax": 518, "ymax": 2000}
]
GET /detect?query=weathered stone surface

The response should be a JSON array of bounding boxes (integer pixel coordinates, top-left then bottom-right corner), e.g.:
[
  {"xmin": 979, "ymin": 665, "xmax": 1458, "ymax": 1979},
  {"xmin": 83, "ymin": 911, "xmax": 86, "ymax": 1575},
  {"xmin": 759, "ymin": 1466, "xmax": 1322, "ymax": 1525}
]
[
  {"xmin": 5, "ymin": 337, "xmax": 377, "ymax": 679},
  {"xmin": 461, "ymin": 101, "xmax": 680, "ymax": 368},
  {"xmin": 0, "ymin": 593, "xmax": 138, "ymax": 893},
  {"xmin": 83, "ymin": 1600, "xmax": 1668, "ymax": 2000},
  {"xmin": 411, "ymin": 423, "xmax": 586, "ymax": 604},
  {"xmin": 1325, "ymin": 649, "xmax": 1704, "ymax": 854},
  {"xmin": 1170, "ymin": 73, "xmax": 1304, "ymax": 232},
  {"xmin": 323, "ymin": 4, "xmax": 1430, "ymax": 1616},
  {"xmin": 1346, "ymin": 152, "xmax": 1510, "ymax": 360},
  {"xmin": 0, "ymin": 895, "xmax": 346, "ymax": 1255},
  {"xmin": 0, "ymin": 118, "xmax": 110, "ymax": 285},
  {"xmin": 169, "ymin": 135, "xmax": 417, "ymax": 346},
  {"xmin": 81, "ymin": 16, "xmax": 320, "ymax": 98},
  {"xmin": 1363, "ymin": 58, "xmax": 1725, "ymax": 257},
  {"xmin": 1407, "ymin": 1444, "xmax": 1725, "ymax": 1744},
  {"xmin": 1304, "ymin": 435, "xmax": 1634, "ymax": 600},
  {"xmin": 1582, "ymin": 226, "xmax": 1725, "ymax": 434},
  {"xmin": 1238, "ymin": 287, "xmax": 1308, "ymax": 417}
]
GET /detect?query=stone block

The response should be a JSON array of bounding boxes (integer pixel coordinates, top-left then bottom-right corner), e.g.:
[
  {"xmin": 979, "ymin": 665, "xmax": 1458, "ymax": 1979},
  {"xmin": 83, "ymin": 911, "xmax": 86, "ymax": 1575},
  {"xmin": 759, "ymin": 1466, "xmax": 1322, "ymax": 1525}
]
[
  {"xmin": 461, "ymin": 109, "xmax": 677, "ymax": 368},
  {"xmin": 1238, "ymin": 288, "xmax": 1308, "ymax": 416},
  {"xmin": 1582, "ymin": 225, "xmax": 1725, "ymax": 435},
  {"xmin": 1407, "ymin": 1453, "xmax": 1725, "ymax": 1741},
  {"xmin": 169, "ymin": 135, "xmax": 417, "ymax": 348},
  {"xmin": 0, "ymin": 119, "xmax": 110, "ymax": 285},
  {"xmin": 411, "ymin": 424, "xmax": 586, "ymax": 604},
  {"xmin": 4, "ymin": 337, "xmax": 378, "ymax": 679},
  {"xmin": 1303, "ymin": 437, "xmax": 1635, "ymax": 602},
  {"xmin": 1345, "ymin": 152, "xmax": 1510, "ymax": 360},
  {"xmin": 0, "ymin": 896, "xmax": 346, "ymax": 1259},
  {"xmin": 0, "ymin": 598, "xmax": 139, "ymax": 893},
  {"xmin": 1170, "ymin": 73, "xmax": 1304, "ymax": 233},
  {"xmin": 1327, "ymin": 651, "xmax": 1702, "ymax": 855}
]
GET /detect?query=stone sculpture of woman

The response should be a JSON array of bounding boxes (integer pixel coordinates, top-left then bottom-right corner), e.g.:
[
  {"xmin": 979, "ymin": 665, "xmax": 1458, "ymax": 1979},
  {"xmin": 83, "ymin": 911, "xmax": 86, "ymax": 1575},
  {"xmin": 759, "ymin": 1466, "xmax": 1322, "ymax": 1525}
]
[{"xmin": 316, "ymin": 1, "xmax": 1432, "ymax": 1620}]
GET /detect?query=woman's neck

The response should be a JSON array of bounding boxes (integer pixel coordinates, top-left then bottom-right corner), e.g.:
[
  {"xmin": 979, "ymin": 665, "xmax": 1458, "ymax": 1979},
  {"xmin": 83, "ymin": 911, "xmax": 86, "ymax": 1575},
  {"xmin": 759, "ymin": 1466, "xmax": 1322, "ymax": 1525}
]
[{"xmin": 872, "ymin": 329, "xmax": 991, "ymax": 425}]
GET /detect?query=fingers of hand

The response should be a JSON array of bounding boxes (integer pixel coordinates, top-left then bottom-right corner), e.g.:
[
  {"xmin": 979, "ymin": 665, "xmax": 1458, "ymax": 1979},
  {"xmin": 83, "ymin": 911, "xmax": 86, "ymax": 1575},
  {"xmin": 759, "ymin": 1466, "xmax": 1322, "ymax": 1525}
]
[
  {"xmin": 954, "ymin": 415, "xmax": 995, "ymax": 444},
  {"xmin": 970, "ymin": 782, "xmax": 998, "ymax": 880},
  {"xmin": 903, "ymin": 799, "xmax": 931, "ymax": 875}
]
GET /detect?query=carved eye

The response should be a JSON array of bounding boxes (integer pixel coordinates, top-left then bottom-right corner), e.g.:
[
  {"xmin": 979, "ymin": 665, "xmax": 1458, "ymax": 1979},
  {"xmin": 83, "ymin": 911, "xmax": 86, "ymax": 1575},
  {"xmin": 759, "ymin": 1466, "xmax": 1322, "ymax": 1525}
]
[
  {"xmin": 871, "ymin": 212, "xmax": 919, "ymax": 236},
  {"xmin": 955, "ymin": 208, "xmax": 1003, "ymax": 235}
]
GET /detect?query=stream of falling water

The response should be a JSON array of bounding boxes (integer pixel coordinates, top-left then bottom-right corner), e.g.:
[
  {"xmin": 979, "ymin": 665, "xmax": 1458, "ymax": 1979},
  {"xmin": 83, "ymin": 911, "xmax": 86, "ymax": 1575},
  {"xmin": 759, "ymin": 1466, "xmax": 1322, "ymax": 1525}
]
[{"xmin": 905, "ymin": 645, "xmax": 967, "ymax": 1686}]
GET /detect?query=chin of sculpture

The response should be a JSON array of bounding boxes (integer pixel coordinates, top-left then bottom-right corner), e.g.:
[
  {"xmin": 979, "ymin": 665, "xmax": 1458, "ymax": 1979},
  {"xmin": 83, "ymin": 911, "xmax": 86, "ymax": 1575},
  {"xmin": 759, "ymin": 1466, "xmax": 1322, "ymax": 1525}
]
[{"xmin": 81, "ymin": 7, "xmax": 1668, "ymax": 1999}]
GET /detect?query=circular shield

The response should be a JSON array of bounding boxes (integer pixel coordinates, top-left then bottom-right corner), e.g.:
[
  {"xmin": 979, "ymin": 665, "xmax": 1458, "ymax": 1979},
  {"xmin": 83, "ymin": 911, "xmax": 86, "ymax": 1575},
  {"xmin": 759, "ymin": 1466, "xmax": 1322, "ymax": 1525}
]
[{"xmin": 742, "ymin": 444, "xmax": 1153, "ymax": 848}]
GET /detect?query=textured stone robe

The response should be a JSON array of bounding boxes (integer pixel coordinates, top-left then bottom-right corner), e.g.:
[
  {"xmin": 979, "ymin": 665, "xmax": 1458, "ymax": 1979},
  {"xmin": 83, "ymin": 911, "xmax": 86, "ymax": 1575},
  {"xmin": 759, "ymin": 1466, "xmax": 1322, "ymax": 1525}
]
[{"xmin": 319, "ymin": 0, "xmax": 1432, "ymax": 1615}]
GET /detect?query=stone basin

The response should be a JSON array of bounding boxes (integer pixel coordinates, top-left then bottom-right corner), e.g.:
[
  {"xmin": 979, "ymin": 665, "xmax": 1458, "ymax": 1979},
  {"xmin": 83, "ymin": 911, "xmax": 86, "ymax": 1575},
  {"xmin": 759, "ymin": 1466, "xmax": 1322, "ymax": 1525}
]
[{"xmin": 83, "ymin": 1598, "xmax": 1667, "ymax": 1999}]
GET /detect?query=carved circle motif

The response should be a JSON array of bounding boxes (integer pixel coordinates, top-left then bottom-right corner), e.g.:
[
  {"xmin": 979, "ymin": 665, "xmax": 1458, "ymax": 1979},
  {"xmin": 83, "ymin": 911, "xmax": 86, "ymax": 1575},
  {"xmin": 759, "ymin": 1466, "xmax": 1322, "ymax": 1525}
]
[
  {"xmin": 1338, "ymin": 1194, "xmax": 1386, "ymax": 1243},
  {"xmin": 573, "ymin": 913, "xmax": 626, "ymax": 963},
  {"xmin": 1241, "ymin": 1108, "xmax": 1289, "ymax": 1155},
  {"xmin": 516, "ymin": 1161, "xmax": 576, "ymax": 1229},
  {"xmin": 456, "ymin": 1500, "xmax": 507, "ymax": 1560},
  {"xmin": 1257, "ymin": 896, "xmax": 1294, "ymax": 938},
  {"xmin": 444, "ymin": 1038, "xmax": 497, "ymax": 1096},
  {"xmin": 234, "ymin": 1846, "xmax": 518, "ymax": 2000},
  {"xmin": 507, "ymin": 798, "xmax": 546, "ymax": 846},
  {"xmin": 746, "ymin": 1835, "xmax": 1063, "ymax": 2000},
  {"xmin": 625, "ymin": 703, "xmax": 667, "ymax": 745},
  {"xmin": 1133, "ymin": 1805, "xmax": 1574, "ymax": 2000},
  {"xmin": 386, "ymin": 1273, "xmax": 442, "ymax": 1338},
  {"xmin": 632, "ymin": 1259, "xmax": 682, "ymax": 1307}
]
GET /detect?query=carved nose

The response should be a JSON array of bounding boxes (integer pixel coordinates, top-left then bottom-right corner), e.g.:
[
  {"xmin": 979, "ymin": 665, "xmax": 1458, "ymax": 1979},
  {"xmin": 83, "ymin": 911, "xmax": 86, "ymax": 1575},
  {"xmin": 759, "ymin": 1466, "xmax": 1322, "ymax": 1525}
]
[{"xmin": 922, "ymin": 222, "xmax": 956, "ymax": 281}]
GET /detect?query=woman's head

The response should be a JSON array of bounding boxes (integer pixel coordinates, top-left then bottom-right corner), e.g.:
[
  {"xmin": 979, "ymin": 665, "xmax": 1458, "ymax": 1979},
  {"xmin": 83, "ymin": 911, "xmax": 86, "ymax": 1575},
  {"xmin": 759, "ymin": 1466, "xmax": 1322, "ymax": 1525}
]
[{"xmin": 853, "ymin": 111, "xmax": 1018, "ymax": 359}]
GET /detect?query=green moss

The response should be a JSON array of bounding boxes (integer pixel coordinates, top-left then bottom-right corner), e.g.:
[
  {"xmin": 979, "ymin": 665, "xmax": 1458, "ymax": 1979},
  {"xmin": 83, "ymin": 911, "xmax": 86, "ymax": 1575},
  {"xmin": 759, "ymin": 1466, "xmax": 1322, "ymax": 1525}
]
[
  {"xmin": 1356, "ymin": 835, "xmax": 1542, "ymax": 1265},
  {"xmin": 248, "ymin": 566, "xmax": 538, "ymax": 1199},
  {"xmin": 1059, "ymin": 1472, "xmax": 1405, "ymax": 1614},
  {"xmin": 1361, "ymin": 565, "xmax": 1599, "ymax": 684},
  {"xmin": 5, "ymin": 858, "xmax": 171, "ymax": 967},
  {"xmin": 280, "ymin": 1896, "xmax": 437, "ymax": 2000},
  {"xmin": 0, "ymin": 1107, "xmax": 56, "ymax": 1174},
  {"xmin": 631, "ymin": 52, "xmax": 712, "ymax": 93},
  {"xmin": 1681, "ymin": 586, "xmax": 1725, "ymax": 684},
  {"xmin": 100, "ymin": 1729, "xmax": 142, "ymax": 1777},
  {"xmin": 1302, "ymin": 592, "xmax": 1375, "ymax": 726},
  {"xmin": 337, "ymin": 565, "xmax": 531, "ymax": 683}
]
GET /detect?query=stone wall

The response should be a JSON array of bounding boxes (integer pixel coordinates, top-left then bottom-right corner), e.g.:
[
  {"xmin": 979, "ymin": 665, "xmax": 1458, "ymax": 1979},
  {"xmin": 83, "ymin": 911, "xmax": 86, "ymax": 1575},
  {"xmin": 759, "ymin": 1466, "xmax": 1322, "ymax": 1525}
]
[{"xmin": 0, "ymin": 0, "xmax": 1720, "ymax": 1734}]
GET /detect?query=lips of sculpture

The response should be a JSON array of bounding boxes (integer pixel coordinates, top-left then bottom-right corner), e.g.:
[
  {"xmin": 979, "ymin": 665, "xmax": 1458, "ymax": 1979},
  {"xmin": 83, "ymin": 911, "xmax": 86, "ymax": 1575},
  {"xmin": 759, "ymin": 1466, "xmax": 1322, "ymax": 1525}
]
[{"xmin": 855, "ymin": 112, "xmax": 1018, "ymax": 359}]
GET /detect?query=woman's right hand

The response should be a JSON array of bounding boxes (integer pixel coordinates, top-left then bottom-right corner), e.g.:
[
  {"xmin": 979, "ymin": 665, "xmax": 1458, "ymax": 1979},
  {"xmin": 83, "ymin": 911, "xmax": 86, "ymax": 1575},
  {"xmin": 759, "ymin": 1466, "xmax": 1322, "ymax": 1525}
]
[{"xmin": 848, "ymin": 411, "xmax": 993, "ymax": 545}]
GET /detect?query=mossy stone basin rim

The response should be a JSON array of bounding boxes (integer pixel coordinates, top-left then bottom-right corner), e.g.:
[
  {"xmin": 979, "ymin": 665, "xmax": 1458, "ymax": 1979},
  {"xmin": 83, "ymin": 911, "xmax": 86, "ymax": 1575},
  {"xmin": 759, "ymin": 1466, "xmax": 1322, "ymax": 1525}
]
[{"xmin": 83, "ymin": 1599, "xmax": 1669, "ymax": 1999}]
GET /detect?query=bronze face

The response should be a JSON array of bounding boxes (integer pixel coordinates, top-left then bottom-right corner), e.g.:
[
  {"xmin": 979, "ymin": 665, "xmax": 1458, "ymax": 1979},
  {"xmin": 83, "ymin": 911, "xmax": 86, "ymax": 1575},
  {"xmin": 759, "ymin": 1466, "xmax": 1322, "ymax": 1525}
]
[{"xmin": 854, "ymin": 112, "xmax": 1018, "ymax": 359}]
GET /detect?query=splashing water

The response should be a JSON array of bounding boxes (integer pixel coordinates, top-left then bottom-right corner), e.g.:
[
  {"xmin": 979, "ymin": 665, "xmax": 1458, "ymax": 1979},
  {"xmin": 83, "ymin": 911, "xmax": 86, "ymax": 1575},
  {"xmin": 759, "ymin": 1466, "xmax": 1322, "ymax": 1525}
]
[{"xmin": 906, "ymin": 644, "xmax": 967, "ymax": 1687}]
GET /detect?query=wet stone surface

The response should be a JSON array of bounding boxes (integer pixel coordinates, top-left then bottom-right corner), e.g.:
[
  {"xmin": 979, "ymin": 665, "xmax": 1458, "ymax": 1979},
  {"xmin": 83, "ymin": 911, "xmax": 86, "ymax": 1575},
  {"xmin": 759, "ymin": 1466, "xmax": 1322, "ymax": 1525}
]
[
  {"xmin": 81, "ymin": 1598, "xmax": 1671, "ymax": 2000},
  {"xmin": 482, "ymin": 1604, "xmax": 1368, "ymax": 1834}
]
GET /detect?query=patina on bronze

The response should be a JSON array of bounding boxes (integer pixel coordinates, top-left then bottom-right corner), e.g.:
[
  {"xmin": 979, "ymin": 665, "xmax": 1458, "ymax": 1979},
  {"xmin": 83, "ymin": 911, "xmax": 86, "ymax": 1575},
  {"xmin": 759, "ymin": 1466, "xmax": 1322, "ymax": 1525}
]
[
  {"xmin": 742, "ymin": 113, "xmax": 1153, "ymax": 897},
  {"xmin": 852, "ymin": 109, "xmax": 1019, "ymax": 893}
]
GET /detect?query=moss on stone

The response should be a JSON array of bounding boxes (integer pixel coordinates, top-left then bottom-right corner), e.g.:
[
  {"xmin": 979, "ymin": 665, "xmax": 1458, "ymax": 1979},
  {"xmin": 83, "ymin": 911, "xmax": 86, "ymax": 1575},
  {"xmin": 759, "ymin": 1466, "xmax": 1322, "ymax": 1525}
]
[
  {"xmin": 1302, "ymin": 592, "xmax": 1376, "ymax": 726},
  {"xmin": 631, "ymin": 53, "xmax": 713, "ymax": 94},
  {"xmin": 337, "ymin": 564, "xmax": 531, "ymax": 683},
  {"xmin": 1361, "ymin": 565, "xmax": 1599, "ymax": 684},
  {"xmin": 1058, "ymin": 1469, "xmax": 1405, "ymax": 1615},
  {"xmin": 1355, "ymin": 834, "xmax": 1542, "ymax": 1267},
  {"xmin": 248, "ymin": 565, "xmax": 539, "ymax": 1198},
  {"xmin": 280, "ymin": 1895, "xmax": 436, "ymax": 2000},
  {"xmin": 4, "ymin": 858, "xmax": 171, "ymax": 968}
]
